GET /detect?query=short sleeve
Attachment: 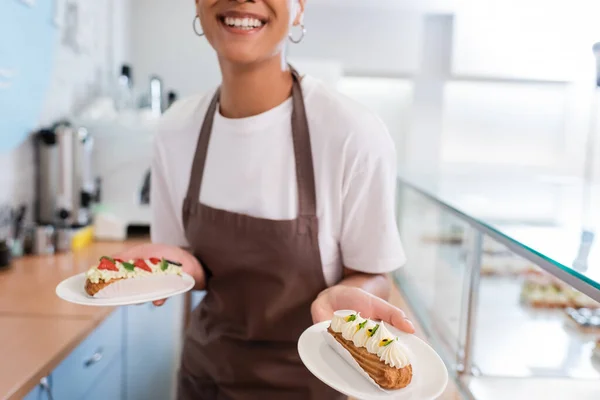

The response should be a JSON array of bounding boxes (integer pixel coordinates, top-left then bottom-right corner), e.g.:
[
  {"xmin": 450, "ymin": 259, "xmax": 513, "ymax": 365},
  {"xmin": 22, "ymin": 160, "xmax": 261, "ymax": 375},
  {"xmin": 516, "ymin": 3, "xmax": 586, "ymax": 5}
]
[
  {"xmin": 150, "ymin": 134, "xmax": 190, "ymax": 247},
  {"xmin": 339, "ymin": 140, "xmax": 406, "ymax": 274}
]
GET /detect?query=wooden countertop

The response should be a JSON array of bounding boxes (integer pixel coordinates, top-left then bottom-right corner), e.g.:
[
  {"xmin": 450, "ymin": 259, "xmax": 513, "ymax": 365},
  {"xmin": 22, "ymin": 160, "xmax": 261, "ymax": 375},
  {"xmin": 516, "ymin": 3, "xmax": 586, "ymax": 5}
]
[{"xmin": 0, "ymin": 240, "xmax": 146, "ymax": 400}]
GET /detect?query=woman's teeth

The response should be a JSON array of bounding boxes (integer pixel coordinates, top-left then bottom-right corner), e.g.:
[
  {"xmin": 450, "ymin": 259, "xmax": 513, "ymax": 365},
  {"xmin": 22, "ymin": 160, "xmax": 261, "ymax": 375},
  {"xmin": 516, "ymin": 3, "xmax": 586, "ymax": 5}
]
[{"xmin": 223, "ymin": 17, "xmax": 264, "ymax": 30}]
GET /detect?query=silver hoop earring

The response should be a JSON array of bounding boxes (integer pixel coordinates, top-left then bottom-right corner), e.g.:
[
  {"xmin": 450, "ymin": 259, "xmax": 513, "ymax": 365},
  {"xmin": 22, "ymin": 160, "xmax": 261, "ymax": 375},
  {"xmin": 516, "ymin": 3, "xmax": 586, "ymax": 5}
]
[
  {"xmin": 288, "ymin": 24, "xmax": 306, "ymax": 44},
  {"xmin": 193, "ymin": 16, "xmax": 204, "ymax": 37}
]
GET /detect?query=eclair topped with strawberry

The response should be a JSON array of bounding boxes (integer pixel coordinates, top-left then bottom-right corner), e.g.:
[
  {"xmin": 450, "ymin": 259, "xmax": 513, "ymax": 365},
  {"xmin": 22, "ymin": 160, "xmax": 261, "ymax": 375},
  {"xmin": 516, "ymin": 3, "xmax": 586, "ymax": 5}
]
[{"xmin": 85, "ymin": 256, "xmax": 183, "ymax": 296}]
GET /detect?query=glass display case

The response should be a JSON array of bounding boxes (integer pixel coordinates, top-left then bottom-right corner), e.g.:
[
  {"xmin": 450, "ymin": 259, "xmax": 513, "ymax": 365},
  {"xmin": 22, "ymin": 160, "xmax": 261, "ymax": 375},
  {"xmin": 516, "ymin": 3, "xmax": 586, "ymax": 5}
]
[{"xmin": 393, "ymin": 172, "xmax": 600, "ymax": 400}]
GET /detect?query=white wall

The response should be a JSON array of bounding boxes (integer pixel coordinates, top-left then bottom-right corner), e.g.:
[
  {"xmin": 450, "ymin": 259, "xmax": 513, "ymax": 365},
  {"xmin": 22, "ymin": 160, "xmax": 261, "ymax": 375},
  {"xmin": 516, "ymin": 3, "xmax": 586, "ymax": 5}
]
[
  {"xmin": 130, "ymin": 0, "xmax": 220, "ymax": 97},
  {"xmin": 453, "ymin": 0, "xmax": 600, "ymax": 81},
  {"xmin": 290, "ymin": 5, "xmax": 422, "ymax": 76},
  {"xmin": 441, "ymin": 82, "xmax": 568, "ymax": 168},
  {"xmin": 338, "ymin": 77, "xmax": 414, "ymax": 168}
]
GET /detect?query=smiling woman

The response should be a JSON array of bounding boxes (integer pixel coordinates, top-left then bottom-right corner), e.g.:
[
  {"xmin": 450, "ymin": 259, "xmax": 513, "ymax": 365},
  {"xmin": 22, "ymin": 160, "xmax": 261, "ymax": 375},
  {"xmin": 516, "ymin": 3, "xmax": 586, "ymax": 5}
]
[
  {"xmin": 116, "ymin": 0, "xmax": 411, "ymax": 398},
  {"xmin": 197, "ymin": 0, "xmax": 302, "ymax": 65}
]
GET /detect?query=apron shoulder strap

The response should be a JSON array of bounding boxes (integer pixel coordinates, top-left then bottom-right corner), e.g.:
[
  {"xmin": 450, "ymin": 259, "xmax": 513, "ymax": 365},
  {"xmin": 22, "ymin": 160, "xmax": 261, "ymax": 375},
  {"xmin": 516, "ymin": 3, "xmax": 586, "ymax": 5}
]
[
  {"xmin": 185, "ymin": 87, "xmax": 220, "ymax": 204},
  {"xmin": 290, "ymin": 67, "xmax": 317, "ymax": 217}
]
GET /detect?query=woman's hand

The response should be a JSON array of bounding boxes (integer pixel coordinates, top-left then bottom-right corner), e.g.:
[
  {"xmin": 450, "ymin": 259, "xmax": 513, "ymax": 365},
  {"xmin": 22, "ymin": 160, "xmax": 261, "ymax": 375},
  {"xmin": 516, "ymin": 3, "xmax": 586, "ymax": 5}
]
[
  {"xmin": 311, "ymin": 285, "xmax": 415, "ymax": 334},
  {"xmin": 113, "ymin": 243, "xmax": 205, "ymax": 306}
]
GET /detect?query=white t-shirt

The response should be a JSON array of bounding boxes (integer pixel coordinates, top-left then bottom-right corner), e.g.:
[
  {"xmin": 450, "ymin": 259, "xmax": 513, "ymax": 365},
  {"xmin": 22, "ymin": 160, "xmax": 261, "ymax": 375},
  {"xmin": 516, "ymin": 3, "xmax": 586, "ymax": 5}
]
[{"xmin": 151, "ymin": 74, "xmax": 405, "ymax": 286}]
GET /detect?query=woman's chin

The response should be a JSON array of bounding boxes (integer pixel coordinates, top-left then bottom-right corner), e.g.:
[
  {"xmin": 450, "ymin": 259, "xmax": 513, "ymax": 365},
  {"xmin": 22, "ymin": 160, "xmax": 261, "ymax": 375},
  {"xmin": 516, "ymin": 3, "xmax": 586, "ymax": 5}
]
[
  {"xmin": 219, "ymin": 52, "xmax": 261, "ymax": 66},
  {"xmin": 217, "ymin": 47, "xmax": 280, "ymax": 66}
]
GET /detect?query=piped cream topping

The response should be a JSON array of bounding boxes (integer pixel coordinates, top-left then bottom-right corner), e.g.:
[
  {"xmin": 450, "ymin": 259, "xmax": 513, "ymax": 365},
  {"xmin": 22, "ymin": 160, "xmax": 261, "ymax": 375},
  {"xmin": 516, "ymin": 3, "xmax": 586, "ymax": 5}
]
[
  {"xmin": 342, "ymin": 314, "xmax": 366, "ymax": 341},
  {"xmin": 366, "ymin": 322, "xmax": 393, "ymax": 354},
  {"xmin": 352, "ymin": 320, "xmax": 376, "ymax": 348},
  {"xmin": 377, "ymin": 338, "xmax": 410, "ymax": 368},
  {"xmin": 86, "ymin": 259, "xmax": 182, "ymax": 284},
  {"xmin": 328, "ymin": 310, "xmax": 411, "ymax": 370},
  {"xmin": 330, "ymin": 310, "xmax": 355, "ymax": 333}
]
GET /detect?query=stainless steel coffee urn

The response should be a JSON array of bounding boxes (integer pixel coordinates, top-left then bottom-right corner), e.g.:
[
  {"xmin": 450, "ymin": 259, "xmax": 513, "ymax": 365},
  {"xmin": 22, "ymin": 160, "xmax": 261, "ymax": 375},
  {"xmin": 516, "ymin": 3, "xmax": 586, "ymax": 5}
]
[{"xmin": 35, "ymin": 122, "xmax": 98, "ymax": 229}]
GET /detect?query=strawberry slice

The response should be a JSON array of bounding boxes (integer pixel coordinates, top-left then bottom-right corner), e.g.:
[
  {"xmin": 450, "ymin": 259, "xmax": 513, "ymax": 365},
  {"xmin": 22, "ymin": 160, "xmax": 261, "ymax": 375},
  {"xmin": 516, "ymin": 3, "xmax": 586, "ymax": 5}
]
[
  {"xmin": 134, "ymin": 259, "xmax": 152, "ymax": 272},
  {"xmin": 98, "ymin": 258, "xmax": 118, "ymax": 271},
  {"xmin": 114, "ymin": 258, "xmax": 125, "ymax": 263},
  {"xmin": 149, "ymin": 257, "xmax": 161, "ymax": 265}
]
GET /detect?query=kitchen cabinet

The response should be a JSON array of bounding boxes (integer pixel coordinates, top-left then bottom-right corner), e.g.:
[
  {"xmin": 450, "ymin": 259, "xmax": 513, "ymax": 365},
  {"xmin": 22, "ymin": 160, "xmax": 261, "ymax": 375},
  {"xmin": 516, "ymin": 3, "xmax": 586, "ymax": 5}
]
[
  {"xmin": 124, "ymin": 294, "xmax": 185, "ymax": 400},
  {"xmin": 21, "ymin": 296, "xmax": 184, "ymax": 400},
  {"xmin": 82, "ymin": 357, "xmax": 123, "ymax": 400},
  {"xmin": 52, "ymin": 308, "xmax": 123, "ymax": 399},
  {"xmin": 190, "ymin": 290, "xmax": 207, "ymax": 311},
  {"xmin": 23, "ymin": 358, "xmax": 123, "ymax": 400},
  {"xmin": 21, "ymin": 308, "xmax": 123, "ymax": 400},
  {"xmin": 22, "ymin": 380, "xmax": 51, "ymax": 400}
]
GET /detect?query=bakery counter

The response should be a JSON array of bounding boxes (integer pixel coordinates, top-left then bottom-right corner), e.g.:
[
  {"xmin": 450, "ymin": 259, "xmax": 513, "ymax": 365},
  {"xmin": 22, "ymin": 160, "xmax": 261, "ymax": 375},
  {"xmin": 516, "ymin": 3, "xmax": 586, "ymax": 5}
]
[
  {"xmin": 394, "ymin": 177, "xmax": 600, "ymax": 400},
  {"xmin": 0, "ymin": 241, "xmax": 139, "ymax": 317},
  {"xmin": 0, "ymin": 239, "xmax": 185, "ymax": 400},
  {"xmin": 0, "ymin": 316, "xmax": 98, "ymax": 399}
]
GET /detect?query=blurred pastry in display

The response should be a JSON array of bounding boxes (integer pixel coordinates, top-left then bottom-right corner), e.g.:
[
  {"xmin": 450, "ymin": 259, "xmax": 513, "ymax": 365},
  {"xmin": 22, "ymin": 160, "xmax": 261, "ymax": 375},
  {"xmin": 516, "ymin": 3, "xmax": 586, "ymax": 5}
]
[
  {"xmin": 521, "ymin": 282, "xmax": 567, "ymax": 308},
  {"xmin": 421, "ymin": 225, "xmax": 464, "ymax": 245},
  {"xmin": 482, "ymin": 238, "xmax": 511, "ymax": 256},
  {"xmin": 480, "ymin": 257, "xmax": 504, "ymax": 276},
  {"xmin": 591, "ymin": 338, "xmax": 600, "ymax": 360},
  {"xmin": 481, "ymin": 254, "xmax": 536, "ymax": 277},
  {"xmin": 571, "ymin": 291, "xmax": 600, "ymax": 309},
  {"xmin": 479, "ymin": 237, "xmax": 538, "ymax": 276},
  {"xmin": 521, "ymin": 274, "xmax": 600, "ymax": 309},
  {"xmin": 565, "ymin": 308, "xmax": 600, "ymax": 333},
  {"xmin": 328, "ymin": 311, "xmax": 413, "ymax": 390}
]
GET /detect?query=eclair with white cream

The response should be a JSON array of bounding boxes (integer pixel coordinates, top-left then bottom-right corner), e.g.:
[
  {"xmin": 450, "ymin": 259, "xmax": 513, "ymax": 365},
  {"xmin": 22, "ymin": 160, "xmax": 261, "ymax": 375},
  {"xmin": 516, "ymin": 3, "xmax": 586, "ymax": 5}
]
[{"xmin": 328, "ymin": 310, "xmax": 412, "ymax": 390}]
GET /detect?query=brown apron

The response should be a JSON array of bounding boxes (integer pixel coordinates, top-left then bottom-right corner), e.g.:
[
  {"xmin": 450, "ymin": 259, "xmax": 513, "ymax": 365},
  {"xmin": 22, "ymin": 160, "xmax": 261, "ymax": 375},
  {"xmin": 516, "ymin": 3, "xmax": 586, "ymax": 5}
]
[{"xmin": 178, "ymin": 69, "xmax": 345, "ymax": 400}]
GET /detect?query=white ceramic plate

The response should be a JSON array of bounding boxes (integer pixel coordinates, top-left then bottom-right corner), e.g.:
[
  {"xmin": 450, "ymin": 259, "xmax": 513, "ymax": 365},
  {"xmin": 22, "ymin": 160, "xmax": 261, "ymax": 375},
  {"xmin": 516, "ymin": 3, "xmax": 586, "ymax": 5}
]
[
  {"xmin": 56, "ymin": 272, "xmax": 195, "ymax": 306},
  {"xmin": 298, "ymin": 321, "xmax": 448, "ymax": 400}
]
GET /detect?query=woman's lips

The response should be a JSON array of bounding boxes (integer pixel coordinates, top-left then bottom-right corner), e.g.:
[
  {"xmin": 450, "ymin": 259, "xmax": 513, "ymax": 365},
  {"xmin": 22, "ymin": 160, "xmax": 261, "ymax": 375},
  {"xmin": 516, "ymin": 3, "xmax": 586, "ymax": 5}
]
[{"xmin": 217, "ymin": 11, "xmax": 267, "ymax": 35}]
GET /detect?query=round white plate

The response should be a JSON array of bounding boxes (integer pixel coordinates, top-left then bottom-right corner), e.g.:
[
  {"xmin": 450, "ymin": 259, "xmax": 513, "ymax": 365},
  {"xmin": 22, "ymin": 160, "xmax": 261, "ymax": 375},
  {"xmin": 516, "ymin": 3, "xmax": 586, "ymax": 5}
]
[
  {"xmin": 56, "ymin": 272, "xmax": 195, "ymax": 306},
  {"xmin": 298, "ymin": 321, "xmax": 448, "ymax": 400}
]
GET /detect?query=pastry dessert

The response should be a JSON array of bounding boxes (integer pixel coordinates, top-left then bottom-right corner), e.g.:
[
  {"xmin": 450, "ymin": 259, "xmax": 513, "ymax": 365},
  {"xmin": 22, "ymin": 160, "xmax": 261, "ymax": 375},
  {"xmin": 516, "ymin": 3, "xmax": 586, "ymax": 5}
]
[
  {"xmin": 328, "ymin": 310, "xmax": 412, "ymax": 390},
  {"xmin": 521, "ymin": 275, "xmax": 600, "ymax": 310},
  {"xmin": 565, "ymin": 308, "xmax": 600, "ymax": 333},
  {"xmin": 481, "ymin": 254, "xmax": 535, "ymax": 277},
  {"xmin": 85, "ymin": 256, "xmax": 183, "ymax": 296},
  {"xmin": 571, "ymin": 291, "xmax": 600, "ymax": 309}
]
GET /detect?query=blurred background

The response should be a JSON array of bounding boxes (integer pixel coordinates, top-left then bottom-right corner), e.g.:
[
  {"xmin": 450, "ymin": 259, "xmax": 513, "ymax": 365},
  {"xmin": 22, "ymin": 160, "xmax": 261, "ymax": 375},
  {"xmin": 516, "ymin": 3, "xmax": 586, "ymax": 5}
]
[
  {"xmin": 2, "ymin": 1, "xmax": 600, "ymax": 399},
  {"xmin": 2, "ymin": 0, "xmax": 600, "ymax": 230}
]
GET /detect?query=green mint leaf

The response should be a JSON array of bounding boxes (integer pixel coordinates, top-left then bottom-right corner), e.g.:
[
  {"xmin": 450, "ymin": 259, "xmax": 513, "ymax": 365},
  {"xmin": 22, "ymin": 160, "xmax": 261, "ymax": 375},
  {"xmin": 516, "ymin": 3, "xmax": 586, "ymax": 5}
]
[
  {"xmin": 369, "ymin": 324, "xmax": 380, "ymax": 336},
  {"xmin": 383, "ymin": 338, "xmax": 395, "ymax": 347},
  {"xmin": 160, "ymin": 258, "xmax": 169, "ymax": 271},
  {"xmin": 358, "ymin": 320, "xmax": 368, "ymax": 330},
  {"xmin": 347, "ymin": 314, "xmax": 357, "ymax": 322},
  {"xmin": 122, "ymin": 262, "xmax": 135, "ymax": 271}
]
